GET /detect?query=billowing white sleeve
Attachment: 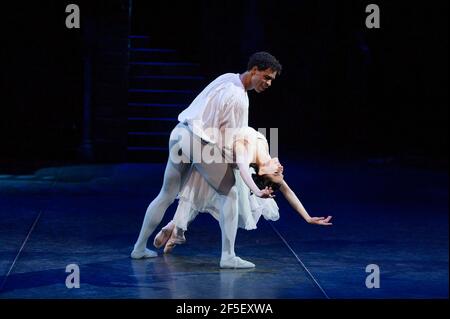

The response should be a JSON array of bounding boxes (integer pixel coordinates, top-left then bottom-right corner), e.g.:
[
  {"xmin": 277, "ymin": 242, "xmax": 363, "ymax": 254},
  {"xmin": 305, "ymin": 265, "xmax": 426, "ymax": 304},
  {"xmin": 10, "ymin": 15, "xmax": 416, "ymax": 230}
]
[
  {"xmin": 215, "ymin": 86, "xmax": 248, "ymax": 158},
  {"xmin": 219, "ymin": 86, "xmax": 248, "ymax": 130}
]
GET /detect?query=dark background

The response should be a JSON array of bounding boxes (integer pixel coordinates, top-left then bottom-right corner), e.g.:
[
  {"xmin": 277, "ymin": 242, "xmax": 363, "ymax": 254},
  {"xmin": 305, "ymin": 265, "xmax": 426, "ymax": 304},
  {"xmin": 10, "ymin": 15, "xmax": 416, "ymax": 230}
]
[{"xmin": 1, "ymin": 0, "xmax": 448, "ymax": 169}]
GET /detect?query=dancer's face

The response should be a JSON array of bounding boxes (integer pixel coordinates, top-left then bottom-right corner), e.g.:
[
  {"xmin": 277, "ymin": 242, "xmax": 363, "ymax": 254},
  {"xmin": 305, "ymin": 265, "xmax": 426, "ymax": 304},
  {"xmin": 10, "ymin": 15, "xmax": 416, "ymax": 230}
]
[
  {"xmin": 250, "ymin": 67, "xmax": 277, "ymax": 93},
  {"xmin": 260, "ymin": 157, "xmax": 284, "ymax": 184}
]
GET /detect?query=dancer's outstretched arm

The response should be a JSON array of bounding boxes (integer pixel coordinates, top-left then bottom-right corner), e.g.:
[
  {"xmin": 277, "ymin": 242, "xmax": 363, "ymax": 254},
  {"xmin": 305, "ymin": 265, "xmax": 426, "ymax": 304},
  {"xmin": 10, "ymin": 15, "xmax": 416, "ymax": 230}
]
[{"xmin": 279, "ymin": 181, "xmax": 332, "ymax": 225}]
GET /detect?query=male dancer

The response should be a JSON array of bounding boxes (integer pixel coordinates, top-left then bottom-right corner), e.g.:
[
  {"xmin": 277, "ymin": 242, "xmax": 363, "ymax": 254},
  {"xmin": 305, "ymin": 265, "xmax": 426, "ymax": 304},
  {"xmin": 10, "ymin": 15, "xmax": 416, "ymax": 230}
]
[{"xmin": 131, "ymin": 52, "xmax": 282, "ymax": 268}]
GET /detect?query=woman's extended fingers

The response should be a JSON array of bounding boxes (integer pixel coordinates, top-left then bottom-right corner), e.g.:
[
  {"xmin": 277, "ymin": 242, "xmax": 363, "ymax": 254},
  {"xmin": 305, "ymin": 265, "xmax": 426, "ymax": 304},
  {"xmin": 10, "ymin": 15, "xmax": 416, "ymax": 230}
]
[
  {"xmin": 315, "ymin": 216, "xmax": 332, "ymax": 221},
  {"xmin": 321, "ymin": 216, "xmax": 333, "ymax": 225},
  {"xmin": 310, "ymin": 216, "xmax": 333, "ymax": 225}
]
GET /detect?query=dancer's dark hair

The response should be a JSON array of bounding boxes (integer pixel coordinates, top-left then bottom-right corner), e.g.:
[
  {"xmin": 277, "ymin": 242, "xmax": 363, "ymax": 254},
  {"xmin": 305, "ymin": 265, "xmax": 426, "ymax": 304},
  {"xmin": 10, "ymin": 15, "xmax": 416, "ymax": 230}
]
[
  {"xmin": 247, "ymin": 52, "xmax": 282, "ymax": 74},
  {"xmin": 250, "ymin": 163, "xmax": 282, "ymax": 193}
]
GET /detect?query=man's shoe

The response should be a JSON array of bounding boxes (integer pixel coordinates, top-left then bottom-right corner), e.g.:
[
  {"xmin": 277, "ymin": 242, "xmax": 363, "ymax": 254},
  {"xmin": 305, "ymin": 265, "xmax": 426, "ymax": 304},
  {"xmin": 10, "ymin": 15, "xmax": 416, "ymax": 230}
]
[
  {"xmin": 131, "ymin": 248, "xmax": 158, "ymax": 259},
  {"xmin": 220, "ymin": 256, "xmax": 255, "ymax": 269}
]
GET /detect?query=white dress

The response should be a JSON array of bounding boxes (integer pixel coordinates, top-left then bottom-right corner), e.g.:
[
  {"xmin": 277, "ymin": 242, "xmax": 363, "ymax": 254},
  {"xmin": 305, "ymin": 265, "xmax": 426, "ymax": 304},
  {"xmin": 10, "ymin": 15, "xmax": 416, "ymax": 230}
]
[{"xmin": 173, "ymin": 127, "xmax": 280, "ymax": 231}]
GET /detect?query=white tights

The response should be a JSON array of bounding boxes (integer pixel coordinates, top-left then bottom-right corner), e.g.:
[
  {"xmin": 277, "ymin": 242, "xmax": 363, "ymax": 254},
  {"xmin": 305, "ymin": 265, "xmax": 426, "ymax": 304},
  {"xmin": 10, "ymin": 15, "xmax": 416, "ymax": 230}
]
[
  {"xmin": 133, "ymin": 157, "xmax": 190, "ymax": 253},
  {"xmin": 133, "ymin": 124, "xmax": 238, "ymax": 260}
]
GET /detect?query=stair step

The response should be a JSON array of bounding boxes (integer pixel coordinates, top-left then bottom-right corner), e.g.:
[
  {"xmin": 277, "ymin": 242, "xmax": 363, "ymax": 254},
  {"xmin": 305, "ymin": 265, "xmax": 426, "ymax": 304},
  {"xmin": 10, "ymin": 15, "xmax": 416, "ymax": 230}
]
[
  {"xmin": 127, "ymin": 118, "xmax": 178, "ymax": 132},
  {"xmin": 128, "ymin": 117, "xmax": 177, "ymax": 121},
  {"xmin": 129, "ymin": 76, "xmax": 205, "ymax": 90},
  {"xmin": 128, "ymin": 89, "xmax": 195, "ymax": 94},
  {"xmin": 128, "ymin": 105, "xmax": 183, "ymax": 118},
  {"xmin": 130, "ymin": 61, "xmax": 197, "ymax": 65},
  {"xmin": 131, "ymin": 75, "xmax": 204, "ymax": 80},
  {"xmin": 128, "ymin": 35, "xmax": 151, "ymax": 48},
  {"xmin": 127, "ymin": 146, "xmax": 168, "ymax": 151},
  {"xmin": 128, "ymin": 131, "xmax": 170, "ymax": 136},
  {"xmin": 129, "ymin": 48, "xmax": 175, "ymax": 52},
  {"xmin": 129, "ymin": 35, "xmax": 151, "ymax": 39},
  {"xmin": 128, "ymin": 102, "xmax": 188, "ymax": 108},
  {"xmin": 129, "ymin": 48, "xmax": 186, "ymax": 61},
  {"xmin": 128, "ymin": 90, "xmax": 196, "ymax": 104},
  {"xmin": 129, "ymin": 63, "xmax": 201, "ymax": 76},
  {"xmin": 125, "ymin": 34, "xmax": 203, "ymax": 162}
]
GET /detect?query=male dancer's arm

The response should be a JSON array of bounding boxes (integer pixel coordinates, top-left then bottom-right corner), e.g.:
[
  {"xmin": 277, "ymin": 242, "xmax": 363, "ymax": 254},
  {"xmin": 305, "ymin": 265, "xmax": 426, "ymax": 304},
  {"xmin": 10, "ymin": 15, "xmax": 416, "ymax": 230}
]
[{"xmin": 279, "ymin": 181, "xmax": 332, "ymax": 225}]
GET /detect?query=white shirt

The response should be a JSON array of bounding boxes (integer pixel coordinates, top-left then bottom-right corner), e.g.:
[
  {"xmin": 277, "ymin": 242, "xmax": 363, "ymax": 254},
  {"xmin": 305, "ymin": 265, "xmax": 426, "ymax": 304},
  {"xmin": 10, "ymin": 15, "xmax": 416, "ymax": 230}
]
[{"xmin": 178, "ymin": 73, "xmax": 249, "ymax": 147}]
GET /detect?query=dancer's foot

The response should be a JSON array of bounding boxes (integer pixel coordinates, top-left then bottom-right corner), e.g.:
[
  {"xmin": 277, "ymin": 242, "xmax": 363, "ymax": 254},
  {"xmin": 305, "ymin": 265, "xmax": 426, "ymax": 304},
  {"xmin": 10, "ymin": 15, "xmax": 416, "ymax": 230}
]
[
  {"xmin": 131, "ymin": 248, "xmax": 158, "ymax": 259},
  {"xmin": 220, "ymin": 256, "xmax": 255, "ymax": 269},
  {"xmin": 163, "ymin": 239, "xmax": 177, "ymax": 254},
  {"xmin": 153, "ymin": 222, "xmax": 175, "ymax": 249},
  {"xmin": 163, "ymin": 229, "xmax": 186, "ymax": 254}
]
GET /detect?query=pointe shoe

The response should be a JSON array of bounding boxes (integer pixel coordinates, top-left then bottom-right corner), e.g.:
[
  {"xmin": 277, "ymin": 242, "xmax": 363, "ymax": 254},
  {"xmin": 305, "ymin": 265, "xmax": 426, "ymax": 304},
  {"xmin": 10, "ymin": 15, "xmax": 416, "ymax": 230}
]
[
  {"xmin": 153, "ymin": 223, "xmax": 175, "ymax": 249},
  {"xmin": 163, "ymin": 232, "xmax": 186, "ymax": 254},
  {"xmin": 163, "ymin": 239, "xmax": 177, "ymax": 254},
  {"xmin": 131, "ymin": 248, "xmax": 158, "ymax": 259},
  {"xmin": 220, "ymin": 256, "xmax": 255, "ymax": 269}
]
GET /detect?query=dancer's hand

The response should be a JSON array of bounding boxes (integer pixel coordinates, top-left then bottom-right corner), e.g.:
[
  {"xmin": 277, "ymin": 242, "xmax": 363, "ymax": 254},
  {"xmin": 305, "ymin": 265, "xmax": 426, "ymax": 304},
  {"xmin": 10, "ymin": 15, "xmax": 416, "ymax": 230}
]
[
  {"xmin": 307, "ymin": 216, "xmax": 333, "ymax": 226},
  {"xmin": 255, "ymin": 186, "xmax": 275, "ymax": 198}
]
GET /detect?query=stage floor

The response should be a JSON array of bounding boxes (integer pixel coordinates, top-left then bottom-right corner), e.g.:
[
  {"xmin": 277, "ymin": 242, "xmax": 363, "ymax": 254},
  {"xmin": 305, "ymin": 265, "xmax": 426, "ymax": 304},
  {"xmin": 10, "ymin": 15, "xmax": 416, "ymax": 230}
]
[{"xmin": 0, "ymin": 158, "xmax": 448, "ymax": 299}]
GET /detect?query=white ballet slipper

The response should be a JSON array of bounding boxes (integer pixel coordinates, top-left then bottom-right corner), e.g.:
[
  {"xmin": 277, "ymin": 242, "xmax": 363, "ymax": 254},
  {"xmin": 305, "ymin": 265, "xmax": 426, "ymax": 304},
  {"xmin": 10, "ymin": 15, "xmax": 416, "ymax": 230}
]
[
  {"xmin": 220, "ymin": 256, "xmax": 255, "ymax": 269},
  {"xmin": 130, "ymin": 248, "xmax": 158, "ymax": 259}
]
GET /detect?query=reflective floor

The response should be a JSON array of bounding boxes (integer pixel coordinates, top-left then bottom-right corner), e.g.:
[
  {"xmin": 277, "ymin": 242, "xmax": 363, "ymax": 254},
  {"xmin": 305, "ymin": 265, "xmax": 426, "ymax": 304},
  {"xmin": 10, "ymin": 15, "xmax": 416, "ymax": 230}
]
[{"xmin": 0, "ymin": 158, "xmax": 448, "ymax": 299}]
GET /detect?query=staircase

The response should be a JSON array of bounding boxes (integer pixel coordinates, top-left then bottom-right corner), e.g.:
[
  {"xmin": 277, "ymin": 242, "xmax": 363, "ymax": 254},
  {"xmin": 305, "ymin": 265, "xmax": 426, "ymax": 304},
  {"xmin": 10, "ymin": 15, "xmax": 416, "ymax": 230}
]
[{"xmin": 127, "ymin": 35, "xmax": 205, "ymax": 162}]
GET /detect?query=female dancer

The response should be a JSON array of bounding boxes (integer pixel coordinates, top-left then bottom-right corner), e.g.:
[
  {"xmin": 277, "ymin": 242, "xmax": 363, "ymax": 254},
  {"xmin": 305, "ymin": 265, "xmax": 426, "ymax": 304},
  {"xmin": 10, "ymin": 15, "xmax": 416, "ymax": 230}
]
[{"xmin": 154, "ymin": 127, "xmax": 332, "ymax": 259}]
